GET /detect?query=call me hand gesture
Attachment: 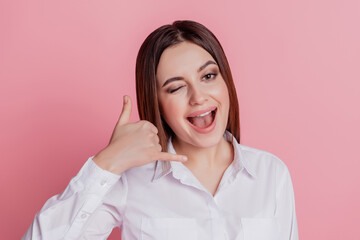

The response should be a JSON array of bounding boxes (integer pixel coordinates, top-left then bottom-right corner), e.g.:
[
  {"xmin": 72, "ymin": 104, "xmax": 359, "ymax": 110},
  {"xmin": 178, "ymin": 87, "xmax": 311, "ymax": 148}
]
[{"xmin": 93, "ymin": 95, "xmax": 188, "ymax": 175}]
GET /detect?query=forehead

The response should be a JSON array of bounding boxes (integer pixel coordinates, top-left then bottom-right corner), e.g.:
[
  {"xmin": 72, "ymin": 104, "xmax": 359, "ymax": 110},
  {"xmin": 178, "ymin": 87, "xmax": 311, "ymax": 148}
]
[{"xmin": 156, "ymin": 41, "xmax": 216, "ymax": 81}]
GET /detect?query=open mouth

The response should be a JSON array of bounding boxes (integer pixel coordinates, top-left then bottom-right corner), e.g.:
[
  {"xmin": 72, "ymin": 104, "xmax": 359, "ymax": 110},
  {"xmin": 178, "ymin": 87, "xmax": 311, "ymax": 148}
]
[{"xmin": 187, "ymin": 107, "xmax": 217, "ymax": 129}]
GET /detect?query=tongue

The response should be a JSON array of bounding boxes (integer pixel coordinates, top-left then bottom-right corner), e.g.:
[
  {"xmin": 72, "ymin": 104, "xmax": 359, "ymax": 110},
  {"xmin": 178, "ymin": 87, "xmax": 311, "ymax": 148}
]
[{"xmin": 189, "ymin": 112, "xmax": 213, "ymax": 128}]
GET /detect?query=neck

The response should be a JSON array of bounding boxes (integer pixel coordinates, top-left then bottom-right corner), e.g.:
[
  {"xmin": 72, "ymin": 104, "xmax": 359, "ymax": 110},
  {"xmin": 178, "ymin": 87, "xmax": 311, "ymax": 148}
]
[{"xmin": 172, "ymin": 135, "xmax": 233, "ymax": 170}]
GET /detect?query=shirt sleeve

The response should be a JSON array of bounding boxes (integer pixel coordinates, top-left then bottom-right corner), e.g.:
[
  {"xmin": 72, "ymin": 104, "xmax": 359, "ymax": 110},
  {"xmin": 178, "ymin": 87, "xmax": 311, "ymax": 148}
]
[
  {"xmin": 22, "ymin": 156, "xmax": 128, "ymax": 240},
  {"xmin": 275, "ymin": 160, "xmax": 299, "ymax": 240}
]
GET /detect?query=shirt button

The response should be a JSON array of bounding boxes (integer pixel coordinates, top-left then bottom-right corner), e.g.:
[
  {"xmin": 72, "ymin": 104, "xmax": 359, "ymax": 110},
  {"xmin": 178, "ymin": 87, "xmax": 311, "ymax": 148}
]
[
  {"xmin": 100, "ymin": 180, "xmax": 107, "ymax": 186},
  {"xmin": 81, "ymin": 213, "xmax": 88, "ymax": 219}
]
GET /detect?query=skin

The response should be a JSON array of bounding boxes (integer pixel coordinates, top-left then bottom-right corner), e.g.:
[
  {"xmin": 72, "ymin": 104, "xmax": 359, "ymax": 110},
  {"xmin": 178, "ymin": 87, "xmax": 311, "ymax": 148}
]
[
  {"xmin": 157, "ymin": 41, "xmax": 233, "ymax": 195},
  {"xmin": 93, "ymin": 96, "xmax": 188, "ymax": 175},
  {"xmin": 94, "ymin": 41, "xmax": 233, "ymax": 196}
]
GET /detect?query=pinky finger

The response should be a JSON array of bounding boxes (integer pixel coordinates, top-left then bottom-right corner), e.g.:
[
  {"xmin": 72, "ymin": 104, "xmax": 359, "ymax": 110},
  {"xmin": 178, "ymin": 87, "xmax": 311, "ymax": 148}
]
[{"xmin": 157, "ymin": 152, "xmax": 188, "ymax": 162}]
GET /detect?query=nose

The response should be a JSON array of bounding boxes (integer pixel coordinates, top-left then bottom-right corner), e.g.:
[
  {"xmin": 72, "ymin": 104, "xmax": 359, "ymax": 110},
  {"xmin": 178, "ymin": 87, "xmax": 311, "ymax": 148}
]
[{"xmin": 189, "ymin": 84, "xmax": 207, "ymax": 106}]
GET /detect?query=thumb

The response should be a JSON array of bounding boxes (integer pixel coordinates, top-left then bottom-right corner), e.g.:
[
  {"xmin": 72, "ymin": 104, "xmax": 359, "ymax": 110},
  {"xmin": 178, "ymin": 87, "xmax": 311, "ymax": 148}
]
[{"xmin": 117, "ymin": 95, "xmax": 132, "ymax": 126}]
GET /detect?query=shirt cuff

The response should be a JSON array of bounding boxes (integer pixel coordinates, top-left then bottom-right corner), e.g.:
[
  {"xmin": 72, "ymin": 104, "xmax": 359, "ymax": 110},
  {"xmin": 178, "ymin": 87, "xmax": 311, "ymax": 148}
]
[{"xmin": 75, "ymin": 156, "xmax": 122, "ymax": 194}]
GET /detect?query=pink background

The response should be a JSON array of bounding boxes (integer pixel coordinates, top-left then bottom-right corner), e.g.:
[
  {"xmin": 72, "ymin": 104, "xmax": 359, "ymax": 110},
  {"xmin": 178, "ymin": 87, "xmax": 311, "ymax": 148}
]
[{"xmin": 1, "ymin": 0, "xmax": 359, "ymax": 239}]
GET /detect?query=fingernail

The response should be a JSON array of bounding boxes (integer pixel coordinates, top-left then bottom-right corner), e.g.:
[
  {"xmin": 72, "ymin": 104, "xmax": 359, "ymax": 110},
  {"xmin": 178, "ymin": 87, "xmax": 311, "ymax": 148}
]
[
  {"xmin": 124, "ymin": 95, "xmax": 128, "ymax": 104},
  {"xmin": 183, "ymin": 156, "xmax": 188, "ymax": 161}
]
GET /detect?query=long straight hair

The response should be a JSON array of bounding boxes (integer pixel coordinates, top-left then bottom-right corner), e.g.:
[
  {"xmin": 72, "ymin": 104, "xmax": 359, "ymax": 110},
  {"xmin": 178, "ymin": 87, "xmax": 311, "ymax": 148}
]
[{"xmin": 136, "ymin": 20, "xmax": 240, "ymax": 151}]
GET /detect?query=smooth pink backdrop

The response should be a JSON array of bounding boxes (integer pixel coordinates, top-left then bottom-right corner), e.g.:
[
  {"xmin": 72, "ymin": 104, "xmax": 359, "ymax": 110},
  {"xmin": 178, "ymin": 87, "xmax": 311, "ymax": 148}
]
[{"xmin": 1, "ymin": 0, "xmax": 359, "ymax": 239}]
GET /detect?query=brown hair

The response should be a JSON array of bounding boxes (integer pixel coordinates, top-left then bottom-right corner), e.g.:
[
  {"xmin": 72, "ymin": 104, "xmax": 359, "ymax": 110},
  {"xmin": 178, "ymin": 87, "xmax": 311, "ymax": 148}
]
[{"xmin": 136, "ymin": 20, "xmax": 240, "ymax": 151}]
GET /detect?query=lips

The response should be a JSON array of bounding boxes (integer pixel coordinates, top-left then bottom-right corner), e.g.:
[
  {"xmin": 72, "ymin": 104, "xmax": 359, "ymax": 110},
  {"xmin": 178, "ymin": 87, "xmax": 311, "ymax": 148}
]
[
  {"xmin": 186, "ymin": 106, "xmax": 217, "ymax": 118},
  {"xmin": 186, "ymin": 107, "xmax": 217, "ymax": 133}
]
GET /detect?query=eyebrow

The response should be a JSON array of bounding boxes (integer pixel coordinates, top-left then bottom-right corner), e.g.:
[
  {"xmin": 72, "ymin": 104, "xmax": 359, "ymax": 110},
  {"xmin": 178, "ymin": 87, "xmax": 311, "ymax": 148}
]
[{"xmin": 161, "ymin": 60, "xmax": 217, "ymax": 87}]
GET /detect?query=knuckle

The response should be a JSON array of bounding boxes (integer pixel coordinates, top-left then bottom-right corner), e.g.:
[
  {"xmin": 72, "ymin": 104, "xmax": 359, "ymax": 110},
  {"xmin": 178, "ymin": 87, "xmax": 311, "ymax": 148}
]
[
  {"xmin": 145, "ymin": 132, "xmax": 153, "ymax": 139},
  {"xmin": 138, "ymin": 120, "xmax": 146, "ymax": 126},
  {"xmin": 142, "ymin": 121, "xmax": 152, "ymax": 128},
  {"xmin": 134, "ymin": 121, "xmax": 143, "ymax": 128}
]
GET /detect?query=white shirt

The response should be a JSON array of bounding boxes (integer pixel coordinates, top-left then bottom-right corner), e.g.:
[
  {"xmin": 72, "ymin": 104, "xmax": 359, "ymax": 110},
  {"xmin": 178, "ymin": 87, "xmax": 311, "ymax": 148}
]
[{"xmin": 23, "ymin": 132, "xmax": 298, "ymax": 240}]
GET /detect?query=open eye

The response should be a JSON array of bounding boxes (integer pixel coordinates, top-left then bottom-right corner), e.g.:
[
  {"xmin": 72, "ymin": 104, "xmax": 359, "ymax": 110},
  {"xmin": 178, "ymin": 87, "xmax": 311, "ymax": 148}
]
[{"xmin": 203, "ymin": 73, "xmax": 217, "ymax": 80}]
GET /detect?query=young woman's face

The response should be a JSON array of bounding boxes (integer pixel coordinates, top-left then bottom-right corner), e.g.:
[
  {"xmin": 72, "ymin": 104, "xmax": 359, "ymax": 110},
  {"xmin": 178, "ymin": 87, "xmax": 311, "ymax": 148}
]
[{"xmin": 156, "ymin": 41, "xmax": 230, "ymax": 148}]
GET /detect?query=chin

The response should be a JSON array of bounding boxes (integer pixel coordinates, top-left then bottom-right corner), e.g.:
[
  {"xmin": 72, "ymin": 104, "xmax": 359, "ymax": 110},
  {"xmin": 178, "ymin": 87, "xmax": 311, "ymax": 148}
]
[
  {"xmin": 191, "ymin": 136, "xmax": 223, "ymax": 149},
  {"xmin": 175, "ymin": 125, "xmax": 227, "ymax": 149}
]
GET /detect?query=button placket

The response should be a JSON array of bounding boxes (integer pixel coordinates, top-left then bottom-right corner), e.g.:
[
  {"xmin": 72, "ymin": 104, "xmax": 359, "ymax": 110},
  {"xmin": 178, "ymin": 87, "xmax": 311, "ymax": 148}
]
[{"xmin": 207, "ymin": 198, "xmax": 227, "ymax": 240}]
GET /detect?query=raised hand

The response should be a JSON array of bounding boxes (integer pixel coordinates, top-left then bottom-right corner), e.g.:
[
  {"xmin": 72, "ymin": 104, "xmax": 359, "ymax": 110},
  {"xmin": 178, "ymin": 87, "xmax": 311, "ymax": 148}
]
[{"xmin": 93, "ymin": 95, "xmax": 187, "ymax": 175}]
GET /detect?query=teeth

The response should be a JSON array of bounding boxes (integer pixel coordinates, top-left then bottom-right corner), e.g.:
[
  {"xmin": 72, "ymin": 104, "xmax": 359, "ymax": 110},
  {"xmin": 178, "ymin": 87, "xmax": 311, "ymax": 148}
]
[{"xmin": 196, "ymin": 110, "xmax": 212, "ymax": 117}]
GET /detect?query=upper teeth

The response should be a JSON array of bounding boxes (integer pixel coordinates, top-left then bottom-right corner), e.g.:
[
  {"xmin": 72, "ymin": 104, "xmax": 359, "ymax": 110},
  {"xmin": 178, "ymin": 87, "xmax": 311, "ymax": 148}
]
[{"xmin": 196, "ymin": 110, "xmax": 212, "ymax": 117}]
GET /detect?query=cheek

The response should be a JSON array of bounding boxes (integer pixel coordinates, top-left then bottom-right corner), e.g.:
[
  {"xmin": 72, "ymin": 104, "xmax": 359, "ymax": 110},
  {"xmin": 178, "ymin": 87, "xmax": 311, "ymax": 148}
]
[
  {"xmin": 161, "ymin": 99, "xmax": 183, "ymax": 126},
  {"xmin": 209, "ymin": 81, "xmax": 230, "ymax": 106},
  {"xmin": 222, "ymin": 87, "xmax": 230, "ymax": 108},
  {"xmin": 214, "ymin": 82, "xmax": 230, "ymax": 120}
]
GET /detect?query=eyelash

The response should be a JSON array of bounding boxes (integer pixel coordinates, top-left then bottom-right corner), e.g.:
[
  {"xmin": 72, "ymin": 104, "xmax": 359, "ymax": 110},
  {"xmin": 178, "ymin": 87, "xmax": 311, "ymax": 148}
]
[
  {"xmin": 203, "ymin": 73, "xmax": 217, "ymax": 80},
  {"xmin": 167, "ymin": 72, "xmax": 218, "ymax": 94},
  {"xmin": 168, "ymin": 86, "xmax": 183, "ymax": 93}
]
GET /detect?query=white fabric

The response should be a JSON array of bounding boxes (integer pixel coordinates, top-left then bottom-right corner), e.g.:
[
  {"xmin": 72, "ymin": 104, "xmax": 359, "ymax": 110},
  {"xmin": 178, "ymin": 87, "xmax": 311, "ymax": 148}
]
[{"xmin": 23, "ymin": 132, "xmax": 298, "ymax": 240}]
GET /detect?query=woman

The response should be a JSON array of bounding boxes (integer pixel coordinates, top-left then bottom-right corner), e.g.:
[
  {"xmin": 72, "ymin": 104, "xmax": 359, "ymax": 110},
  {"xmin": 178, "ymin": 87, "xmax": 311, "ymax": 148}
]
[{"xmin": 23, "ymin": 20, "xmax": 298, "ymax": 240}]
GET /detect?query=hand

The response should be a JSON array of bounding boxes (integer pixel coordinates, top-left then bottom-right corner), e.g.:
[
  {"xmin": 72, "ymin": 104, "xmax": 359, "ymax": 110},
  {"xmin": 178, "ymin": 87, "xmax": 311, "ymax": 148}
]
[{"xmin": 93, "ymin": 95, "xmax": 187, "ymax": 175}]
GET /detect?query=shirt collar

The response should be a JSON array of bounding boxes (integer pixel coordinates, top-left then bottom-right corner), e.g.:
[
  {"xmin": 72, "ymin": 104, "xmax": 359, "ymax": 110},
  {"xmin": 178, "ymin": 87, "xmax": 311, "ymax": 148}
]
[{"xmin": 151, "ymin": 131, "xmax": 257, "ymax": 182}]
